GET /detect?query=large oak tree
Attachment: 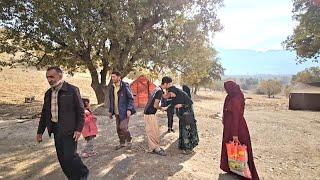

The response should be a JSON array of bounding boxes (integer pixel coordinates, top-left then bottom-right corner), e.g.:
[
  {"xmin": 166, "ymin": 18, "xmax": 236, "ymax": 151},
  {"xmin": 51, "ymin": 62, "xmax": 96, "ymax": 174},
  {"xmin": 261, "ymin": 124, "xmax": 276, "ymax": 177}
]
[{"xmin": 0, "ymin": 0, "xmax": 222, "ymax": 103}]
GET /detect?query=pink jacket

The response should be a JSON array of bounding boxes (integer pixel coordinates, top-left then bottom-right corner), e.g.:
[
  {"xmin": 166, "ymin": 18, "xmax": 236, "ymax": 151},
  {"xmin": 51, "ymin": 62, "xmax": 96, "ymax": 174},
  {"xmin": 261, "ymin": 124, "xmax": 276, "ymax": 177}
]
[{"xmin": 82, "ymin": 109, "xmax": 98, "ymax": 138}]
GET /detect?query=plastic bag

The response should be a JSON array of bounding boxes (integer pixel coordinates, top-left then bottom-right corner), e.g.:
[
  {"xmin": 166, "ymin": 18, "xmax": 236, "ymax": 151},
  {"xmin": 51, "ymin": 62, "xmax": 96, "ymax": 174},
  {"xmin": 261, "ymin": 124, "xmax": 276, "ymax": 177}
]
[{"xmin": 226, "ymin": 140, "xmax": 252, "ymax": 179}]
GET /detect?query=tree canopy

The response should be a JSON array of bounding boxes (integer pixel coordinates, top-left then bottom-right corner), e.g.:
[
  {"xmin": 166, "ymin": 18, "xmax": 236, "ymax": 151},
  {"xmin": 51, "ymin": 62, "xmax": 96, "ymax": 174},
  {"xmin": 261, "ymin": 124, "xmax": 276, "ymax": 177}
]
[
  {"xmin": 257, "ymin": 79, "xmax": 282, "ymax": 98},
  {"xmin": 291, "ymin": 66, "xmax": 320, "ymax": 83},
  {"xmin": 0, "ymin": 0, "xmax": 223, "ymax": 103},
  {"xmin": 284, "ymin": 0, "xmax": 320, "ymax": 62}
]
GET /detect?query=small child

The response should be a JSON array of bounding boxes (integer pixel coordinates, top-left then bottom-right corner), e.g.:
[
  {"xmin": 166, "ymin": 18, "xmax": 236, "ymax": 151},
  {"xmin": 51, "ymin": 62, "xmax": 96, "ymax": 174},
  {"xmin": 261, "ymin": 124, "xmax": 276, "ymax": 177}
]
[{"xmin": 81, "ymin": 98, "xmax": 98, "ymax": 158}]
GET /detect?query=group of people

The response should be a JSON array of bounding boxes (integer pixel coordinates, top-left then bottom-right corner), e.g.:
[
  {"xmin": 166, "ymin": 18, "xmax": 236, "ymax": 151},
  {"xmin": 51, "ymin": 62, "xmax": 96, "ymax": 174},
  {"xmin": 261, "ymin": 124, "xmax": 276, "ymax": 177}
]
[
  {"xmin": 36, "ymin": 66, "xmax": 259, "ymax": 180},
  {"xmin": 107, "ymin": 73, "xmax": 199, "ymax": 156},
  {"xmin": 143, "ymin": 76, "xmax": 199, "ymax": 156}
]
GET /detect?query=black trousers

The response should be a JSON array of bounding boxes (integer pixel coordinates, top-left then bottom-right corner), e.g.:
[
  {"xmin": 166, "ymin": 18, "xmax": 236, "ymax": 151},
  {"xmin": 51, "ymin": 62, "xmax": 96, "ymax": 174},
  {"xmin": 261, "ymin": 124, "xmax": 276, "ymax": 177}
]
[
  {"xmin": 115, "ymin": 115, "xmax": 132, "ymax": 144},
  {"xmin": 167, "ymin": 107, "xmax": 174, "ymax": 129},
  {"xmin": 53, "ymin": 124, "xmax": 89, "ymax": 180}
]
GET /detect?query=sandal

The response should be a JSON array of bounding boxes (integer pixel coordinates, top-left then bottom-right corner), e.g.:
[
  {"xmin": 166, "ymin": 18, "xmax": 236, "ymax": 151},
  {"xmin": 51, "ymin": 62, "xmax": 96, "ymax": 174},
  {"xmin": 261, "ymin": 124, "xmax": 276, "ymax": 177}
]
[
  {"xmin": 181, "ymin": 149, "xmax": 194, "ymax": 155},
  {"xmin": 153, "ymin": 148, "xmax": 167, "ymax": 156}
]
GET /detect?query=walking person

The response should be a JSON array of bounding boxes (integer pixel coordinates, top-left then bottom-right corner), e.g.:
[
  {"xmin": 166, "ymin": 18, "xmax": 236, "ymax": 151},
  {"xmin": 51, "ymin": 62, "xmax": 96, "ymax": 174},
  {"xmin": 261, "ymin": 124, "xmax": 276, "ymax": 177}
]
[
  {"xmin": 81, "ymin": 98, "xmax": 98, "ymax": 158},
  {"xmin": 36, "ymin": 66, "xmax": 89, "ymax": 180},
  {"xmin": 220, "ymin": 81, "xmax": 260, "ymax": 180},
  {"xmin": 143, "ymin": 76, "xmax": 172, "ymax": 156},
  {"xmin": 167, "ymin": 86, "xmax": 199, "ymax": 155},
  {"xmin": 108, "ymin": 71, "xmax": 136, "ymax": 150}
]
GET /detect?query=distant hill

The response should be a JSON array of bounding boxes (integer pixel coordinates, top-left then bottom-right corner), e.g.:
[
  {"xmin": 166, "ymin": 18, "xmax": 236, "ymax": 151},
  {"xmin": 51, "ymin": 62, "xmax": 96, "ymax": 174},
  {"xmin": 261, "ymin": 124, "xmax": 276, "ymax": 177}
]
[
  {"xmin": 218, "ymin": 49, "xmax": 319, "ymax": 75},
  {"xmin": 222, "ymin": 74, "xmax": 292, "ymax": 86},
  {"xmin": 223, "ymin": 74, "xmax": 291, "ymax": 79}
]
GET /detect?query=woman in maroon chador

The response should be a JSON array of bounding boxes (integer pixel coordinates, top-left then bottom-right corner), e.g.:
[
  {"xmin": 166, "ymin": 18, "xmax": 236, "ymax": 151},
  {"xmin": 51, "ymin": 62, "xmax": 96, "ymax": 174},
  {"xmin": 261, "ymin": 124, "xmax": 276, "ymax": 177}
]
[{"xmin": 220, "ymin": 81, "xmax": 260, "ymax": 180}]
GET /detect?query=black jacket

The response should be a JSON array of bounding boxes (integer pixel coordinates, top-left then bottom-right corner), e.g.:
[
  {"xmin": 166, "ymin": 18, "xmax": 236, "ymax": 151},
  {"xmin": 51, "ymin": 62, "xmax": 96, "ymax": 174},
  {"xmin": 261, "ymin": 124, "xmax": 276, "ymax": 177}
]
[
  {"xmin": 168, "ymin": 86, "xmax": 193, "ymax": 116},
  {"xmin": 37, "ymin": 82, "xmax": 85, "ymax": 136}
]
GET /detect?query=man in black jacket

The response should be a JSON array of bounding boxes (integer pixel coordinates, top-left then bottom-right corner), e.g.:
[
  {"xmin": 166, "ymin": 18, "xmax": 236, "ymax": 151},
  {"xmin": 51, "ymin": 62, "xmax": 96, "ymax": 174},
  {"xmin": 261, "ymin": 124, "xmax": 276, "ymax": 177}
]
[{"xmin": 36, "ymin": 67, "xmax": 89, "ymax": 180}]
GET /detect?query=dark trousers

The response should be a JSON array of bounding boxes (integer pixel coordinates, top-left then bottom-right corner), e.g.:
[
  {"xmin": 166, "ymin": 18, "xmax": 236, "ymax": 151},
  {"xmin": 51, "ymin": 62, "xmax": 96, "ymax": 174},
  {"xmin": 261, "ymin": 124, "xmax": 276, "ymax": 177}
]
[
  {"xmin": 53, "ymin": 124, "xmax": 89, "ymax": 180},
  {"xmin": 115, "ymin": 115, "xmax": 132, "ymax": 144},
  {"xmin": 167, "ymin": 107, "xmax": 174, "ymax": 130}
]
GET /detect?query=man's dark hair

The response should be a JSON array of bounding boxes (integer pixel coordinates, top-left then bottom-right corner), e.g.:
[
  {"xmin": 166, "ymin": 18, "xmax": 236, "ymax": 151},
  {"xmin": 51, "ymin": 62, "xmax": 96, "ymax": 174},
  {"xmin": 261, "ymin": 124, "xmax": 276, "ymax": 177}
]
[
  {"xmin": 47, "ymin": 66, "xmax": 63, "ymax": 74},
  {"xmin": 111, "ymin": 70, "xmax": 121, "ymax": 77},
  {"xmin": 161, "ymin": 76, "xmax": 172, "ymax": 84}
]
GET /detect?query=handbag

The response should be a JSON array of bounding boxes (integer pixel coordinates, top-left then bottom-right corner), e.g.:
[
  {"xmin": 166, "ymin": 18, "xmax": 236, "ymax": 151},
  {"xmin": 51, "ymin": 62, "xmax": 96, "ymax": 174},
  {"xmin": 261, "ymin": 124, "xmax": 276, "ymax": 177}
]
[
  {"xmin": 182, "ymin": 111, "xmax": 195, "ymax": 125},
  {"xmin": 226, "ymin": 140, "xmax": 252, "ymax": 179}
]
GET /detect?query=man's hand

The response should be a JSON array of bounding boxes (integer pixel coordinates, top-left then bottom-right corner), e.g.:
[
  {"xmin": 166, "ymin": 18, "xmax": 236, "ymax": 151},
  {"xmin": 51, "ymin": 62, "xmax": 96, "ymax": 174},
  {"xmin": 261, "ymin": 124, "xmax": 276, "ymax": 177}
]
[
  {"xmin": 36, "ymin": 134, "xmax": 43, "ymax": 143},
  {"xmin": 108, "ymin": 112, "xmax": 113, "ymax": 119},
  {"xmin": 161, "ymin": 107, "xmax": 168, "ymax": 111},
  {"xmin": 73, "ymin": 131, "xmax": 81, "ymax": 141},
  {"xmin": 126, "ymin": 110, "xmax": 131, "ymax": 118}
]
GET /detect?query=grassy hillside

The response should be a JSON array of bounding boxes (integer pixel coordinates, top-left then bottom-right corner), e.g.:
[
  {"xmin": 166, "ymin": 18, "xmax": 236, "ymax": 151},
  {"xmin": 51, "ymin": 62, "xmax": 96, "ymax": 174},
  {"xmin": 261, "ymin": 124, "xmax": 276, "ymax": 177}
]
[{"xmin": 0, "ymin": 67, "xmax": 96, "ymax": 104}]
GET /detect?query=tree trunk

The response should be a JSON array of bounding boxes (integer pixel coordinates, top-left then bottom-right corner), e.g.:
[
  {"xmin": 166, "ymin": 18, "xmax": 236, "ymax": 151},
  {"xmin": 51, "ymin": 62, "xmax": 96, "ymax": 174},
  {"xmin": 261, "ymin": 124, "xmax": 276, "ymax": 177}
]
[
  {"xmin": 194, "ymin": 84, "xmax": 199, "ymax": 95},
  {"xmin": 83, "ymin": 50, "xmax": 108, "ymax": 105},
  {"xmin": 100, "ymin": 58, "xmax": 110, "ymax": 106},
  {"xmin": 91, "ymin": 82, "xmax": 105, "ymax": 104},
  {"xmin": 103, "ymin": 80, "xmax": 113, "ymax": 108}
]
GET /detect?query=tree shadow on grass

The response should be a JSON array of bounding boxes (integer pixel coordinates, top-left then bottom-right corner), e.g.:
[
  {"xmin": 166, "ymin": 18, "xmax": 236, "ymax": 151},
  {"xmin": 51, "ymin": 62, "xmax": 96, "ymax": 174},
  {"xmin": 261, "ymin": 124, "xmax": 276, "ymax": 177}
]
[{"xmin": 99, "ymin": 138, "xmax": 195, "ymax": 180}]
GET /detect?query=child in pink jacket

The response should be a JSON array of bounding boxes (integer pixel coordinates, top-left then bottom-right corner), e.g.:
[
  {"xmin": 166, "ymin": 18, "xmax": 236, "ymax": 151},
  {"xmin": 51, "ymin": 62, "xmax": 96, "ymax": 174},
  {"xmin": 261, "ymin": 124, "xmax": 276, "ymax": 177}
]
[{"xmin": 81, "ymin": 98, "xmax": 98, "ymax": 158}]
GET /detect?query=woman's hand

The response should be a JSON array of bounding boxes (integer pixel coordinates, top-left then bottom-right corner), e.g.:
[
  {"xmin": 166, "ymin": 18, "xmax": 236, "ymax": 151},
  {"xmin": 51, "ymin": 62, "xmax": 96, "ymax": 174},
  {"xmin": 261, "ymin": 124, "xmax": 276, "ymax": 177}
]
[
  {"xmin": 175, "ymin": 104, "xmax": 183, "ymax": 109},
  {"xmin": 232, "ymin": 136, "xmax": 239, "ymax": 142}
]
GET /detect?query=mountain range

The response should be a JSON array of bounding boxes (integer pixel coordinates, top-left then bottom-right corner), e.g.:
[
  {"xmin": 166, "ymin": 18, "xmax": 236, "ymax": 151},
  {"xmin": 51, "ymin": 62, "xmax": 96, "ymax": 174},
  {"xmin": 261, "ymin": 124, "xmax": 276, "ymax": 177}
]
[{"xmin": 217, "ymin": 48, "xmax": 319, "ymax": 75}]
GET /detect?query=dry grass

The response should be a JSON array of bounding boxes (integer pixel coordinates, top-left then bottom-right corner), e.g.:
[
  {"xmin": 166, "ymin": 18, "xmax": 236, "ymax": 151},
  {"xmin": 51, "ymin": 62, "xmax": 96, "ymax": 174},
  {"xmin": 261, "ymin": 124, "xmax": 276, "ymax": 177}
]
[{"xmin": 0, "ymin": 67, "xmax": 96, "ymax": 105}]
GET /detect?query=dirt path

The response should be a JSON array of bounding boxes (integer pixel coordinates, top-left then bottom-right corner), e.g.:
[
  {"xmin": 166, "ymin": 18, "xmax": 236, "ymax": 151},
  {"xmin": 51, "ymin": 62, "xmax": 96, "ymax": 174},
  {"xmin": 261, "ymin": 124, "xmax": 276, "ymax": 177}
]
[{"xmin": 0, "ymin": 92, "xmax": 319, "ymax": 180}]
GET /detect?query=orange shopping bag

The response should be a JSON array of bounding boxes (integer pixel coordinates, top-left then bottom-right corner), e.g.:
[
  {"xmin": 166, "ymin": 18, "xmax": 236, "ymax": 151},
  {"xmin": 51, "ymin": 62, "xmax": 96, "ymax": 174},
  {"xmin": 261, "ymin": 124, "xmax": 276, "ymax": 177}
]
[{"xmin": 226, "ymin": 140, "xmax": 252, "ymax": 179}]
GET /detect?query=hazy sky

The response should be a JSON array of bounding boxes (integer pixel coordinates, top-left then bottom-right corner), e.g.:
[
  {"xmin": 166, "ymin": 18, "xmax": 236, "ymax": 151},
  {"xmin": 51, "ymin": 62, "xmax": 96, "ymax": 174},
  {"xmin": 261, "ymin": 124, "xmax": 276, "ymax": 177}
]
[{"xmin": 214, "ymin": 0, "xmax": 295, "ymax": 51}]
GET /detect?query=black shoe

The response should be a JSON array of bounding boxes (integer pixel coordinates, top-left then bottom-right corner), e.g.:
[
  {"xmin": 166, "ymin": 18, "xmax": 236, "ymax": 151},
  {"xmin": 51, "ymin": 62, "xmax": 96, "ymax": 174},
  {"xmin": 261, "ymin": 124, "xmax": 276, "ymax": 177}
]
[
  {"xmin": 80, "ymin": 172, "xmax": 89, "ymax": 180},
  {"xmin": 170, "ymin": 129, "xmax": 175, "ymax": 133},
  {"xmin": 115, "ymin": 144, "xmax": 126, "ymax": 150}
]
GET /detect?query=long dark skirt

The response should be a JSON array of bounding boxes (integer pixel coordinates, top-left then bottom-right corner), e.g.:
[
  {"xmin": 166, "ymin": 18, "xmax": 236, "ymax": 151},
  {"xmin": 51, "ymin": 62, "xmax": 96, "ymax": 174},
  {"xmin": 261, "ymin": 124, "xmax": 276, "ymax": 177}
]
[{"xmin": 178, "ymin": 112, "xmax": 199, "ymax": 150}]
